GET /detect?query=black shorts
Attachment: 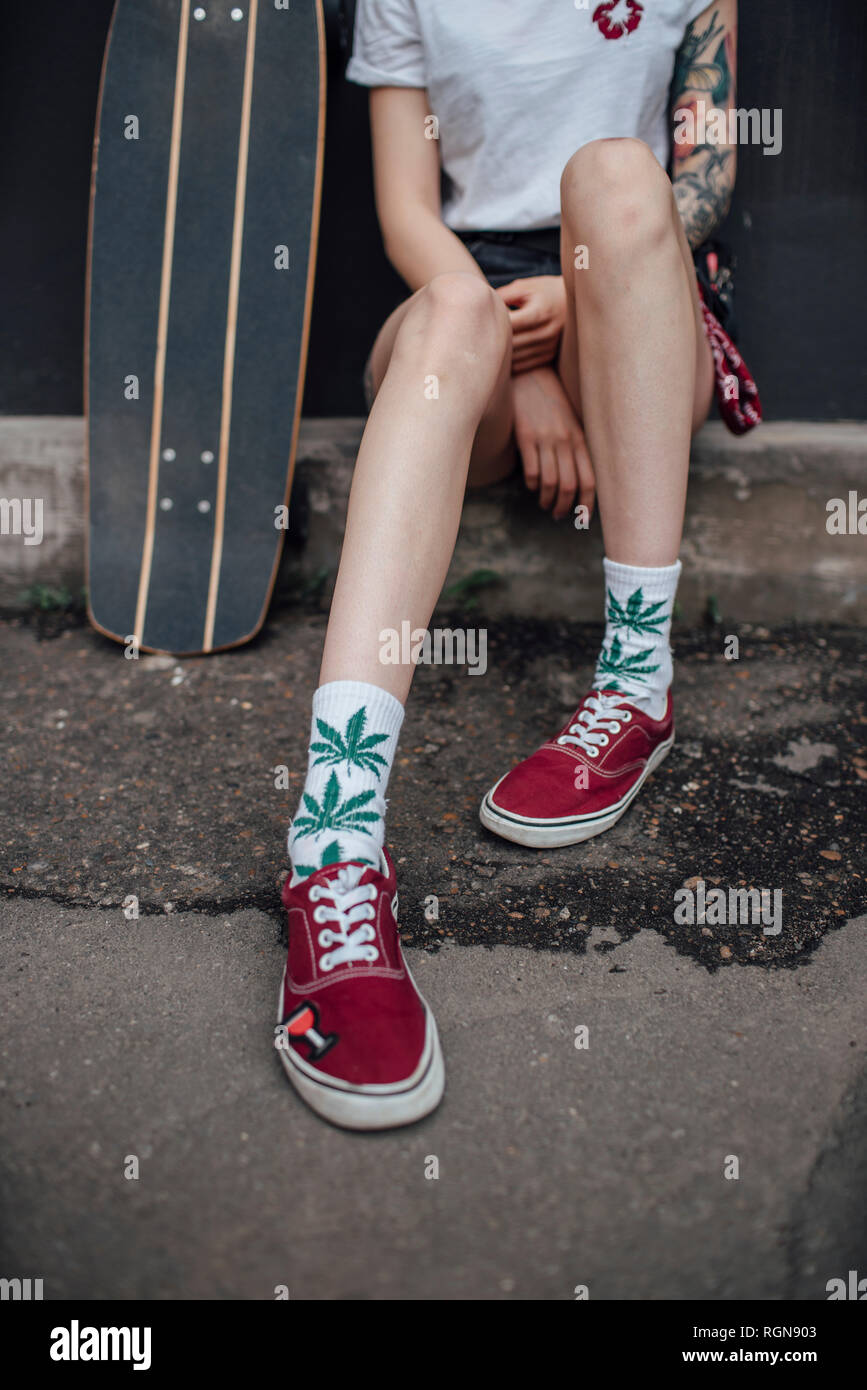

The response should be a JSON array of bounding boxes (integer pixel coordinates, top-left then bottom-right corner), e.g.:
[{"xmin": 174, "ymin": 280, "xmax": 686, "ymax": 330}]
[
  {"xmin": 454, "ymin": 227, "xmax": 738, "ymax": 336},
  {"xmin": 454, "ymin": 227, "xmax": 563, "ymax": 287},
  {"xmin": 455, "ymin": 228, "xmax": 738, "ymax": 336}
]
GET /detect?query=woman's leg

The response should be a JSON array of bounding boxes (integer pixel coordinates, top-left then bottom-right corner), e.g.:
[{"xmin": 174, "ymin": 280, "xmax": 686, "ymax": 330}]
[
  {"xmin": 556, "ymin": 136, "xmax": 714, "ymax": 717},
  {"xmin": 288, "ymin": 272, "xmax": 512, "ymax": 881},
  {"xmin": 280, "ymin": 275, "xmax": 515, "ymax": 1130},
  {"xmin": 320, "ymin": 271, "xmax": 514, "ymax": 702},
  {"xmin": 480, "ymin": 138, "xmax": 715, "ymax": 848},
  {"xmin": 556, "ymin": 136, "xmax": 714, "ymax": 566}
]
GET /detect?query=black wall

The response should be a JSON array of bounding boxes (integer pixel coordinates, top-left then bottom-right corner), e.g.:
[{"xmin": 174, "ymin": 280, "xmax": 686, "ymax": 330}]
[{"xmin": 1, "ymin": 0, "xmax": 864, "ymax": 420}]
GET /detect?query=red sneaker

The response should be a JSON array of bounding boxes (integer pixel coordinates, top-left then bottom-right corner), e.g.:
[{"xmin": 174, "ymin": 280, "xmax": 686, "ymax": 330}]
[
  {"xmin": 480, "ymin": 689, "xmax": 674, "ymax": 848},
  {"xmin": 276, "ymin": 851, "xmax": 444, "ymax": 1130}
]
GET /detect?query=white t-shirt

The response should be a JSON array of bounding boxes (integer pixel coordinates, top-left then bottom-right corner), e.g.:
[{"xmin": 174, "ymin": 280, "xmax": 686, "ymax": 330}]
[{"xmin": 346, "ymin": 0, "xmax": 711, "ymax": 231}]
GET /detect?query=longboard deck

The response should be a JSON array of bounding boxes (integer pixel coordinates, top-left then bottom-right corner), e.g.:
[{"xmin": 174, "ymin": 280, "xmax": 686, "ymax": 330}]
[{"xmin": 86, "ymin": 0, "xmax": 325, "ymax": 654}]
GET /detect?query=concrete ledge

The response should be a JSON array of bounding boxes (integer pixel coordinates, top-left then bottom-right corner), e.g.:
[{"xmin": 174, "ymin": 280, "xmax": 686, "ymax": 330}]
[{"xmin": 1, "ymin": 416, "xmax": 865, "ymax": 622}]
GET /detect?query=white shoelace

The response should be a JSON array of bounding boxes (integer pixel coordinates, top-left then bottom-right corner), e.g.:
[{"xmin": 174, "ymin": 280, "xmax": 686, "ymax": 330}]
[
  {"xmin": 308, "ymin": 864, "xmax": 379, "ymax": 971},
  {"xmin": 556, "ymin": 691, "xmax": 633, "ymax": 758}
]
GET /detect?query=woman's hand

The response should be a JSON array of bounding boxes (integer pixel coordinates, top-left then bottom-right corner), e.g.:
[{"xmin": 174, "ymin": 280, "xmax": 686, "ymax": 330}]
[
  {"xmin": 496, "ymin": 275, "xmax": 567, "ymax": 373},
  {"xmin": 510, "ymin": 366, "xmax": 596, "ymax": 522}
]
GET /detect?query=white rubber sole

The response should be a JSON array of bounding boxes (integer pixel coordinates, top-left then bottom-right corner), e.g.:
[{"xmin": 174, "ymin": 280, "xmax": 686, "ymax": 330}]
[
  {"xmin": 275, "ymin": 973, "xmax": 445, "ymax": 1131},
  {"xmin": 479, "ymin": 734, "xmax": 675, "ymax": 849}
]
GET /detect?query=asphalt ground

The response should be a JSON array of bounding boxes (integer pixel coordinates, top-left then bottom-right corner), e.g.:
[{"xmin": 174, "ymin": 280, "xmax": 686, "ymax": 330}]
[
  {"xmin": 0, "ymin": 610, "xmax": 865, "ymax": 1299},
  {"xmin": 3, "ymin": 611, "xmax": 864, "ymax": 966}
]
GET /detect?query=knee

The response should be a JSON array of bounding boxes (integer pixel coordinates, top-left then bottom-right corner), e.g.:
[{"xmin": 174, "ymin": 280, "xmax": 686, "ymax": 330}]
[
  {"xmin": 560, "ymin": 138, "xmax": 672, "ymax": 246},
  {"xmin": 415, "ymin": 272, "xmax": 510, "ymax": 355}
]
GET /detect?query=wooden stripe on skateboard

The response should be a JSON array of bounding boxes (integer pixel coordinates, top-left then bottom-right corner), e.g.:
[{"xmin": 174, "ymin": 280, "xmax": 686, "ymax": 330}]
[
  {"xmin": 134, "ymin": 0, "xmax": 191, "ymax": 647},
  {"xmin": 203, "ymin": 0, "xmax": 258, "ymax": 653}
]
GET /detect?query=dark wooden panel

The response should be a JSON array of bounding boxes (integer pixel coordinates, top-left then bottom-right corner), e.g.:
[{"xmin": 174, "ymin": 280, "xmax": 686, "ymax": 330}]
[{"xmin": 721, "ymin": 0, "xmax": 867, "ymax": 419}]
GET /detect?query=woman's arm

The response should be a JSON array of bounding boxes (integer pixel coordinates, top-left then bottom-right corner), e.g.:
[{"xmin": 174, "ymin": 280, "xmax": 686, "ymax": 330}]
[
  {"xmin": 369, "ymin": 87, "xmax": 483, "ymax": 290},
  {"xmin": 670, "ymin": 0, "xmax": 738, "ymax": 250}
]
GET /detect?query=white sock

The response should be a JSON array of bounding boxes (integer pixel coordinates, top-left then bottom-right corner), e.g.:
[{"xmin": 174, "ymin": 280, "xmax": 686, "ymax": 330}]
[
  {"xmin": 593, "ymin": 557, "xmax": 681, "ymax": 720},
  {"xmin": 288, "ymin": 680, "xmax": 404, "ymax": 883}
]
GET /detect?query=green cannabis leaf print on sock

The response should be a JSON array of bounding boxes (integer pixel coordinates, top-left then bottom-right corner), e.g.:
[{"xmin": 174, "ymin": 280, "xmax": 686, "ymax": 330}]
[
  {"xmin": 309, "ymin": 707, "xmax": 389, "ymax": 777},
  {"xmin": 596, "ymin": 634, "xmax": 661, "ymax": 689},
  {"xmin": 606, "ymin": 587, "xmax": 668, "ymax": 637},
  {"xmin": 291, "ymin": 772, "xmax": 381, "ymax": 837},
  {"xmin": 293, "ymin": 836, "xmax": 374, "ymax": 880}
]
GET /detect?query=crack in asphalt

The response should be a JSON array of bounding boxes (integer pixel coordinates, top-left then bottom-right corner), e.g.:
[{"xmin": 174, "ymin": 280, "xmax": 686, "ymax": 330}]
[{"xmin": 2, "ymin": 617, "xmax": 864, "ymax": 970}]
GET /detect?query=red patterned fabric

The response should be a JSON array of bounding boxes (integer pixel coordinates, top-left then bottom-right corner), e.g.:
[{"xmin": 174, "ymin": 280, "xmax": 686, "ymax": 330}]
[{"xmin": 698, "ymin": 283, "xmax": 762, "ymax": 435}]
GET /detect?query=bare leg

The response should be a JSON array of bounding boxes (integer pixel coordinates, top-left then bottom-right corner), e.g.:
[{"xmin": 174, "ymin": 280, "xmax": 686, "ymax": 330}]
[
  {"xmin": 319, "ymin": 273, "xmax": 512, "ymax": 702},
  {"xmin": 556, "ymin": 138, "xmax": 714, "ymax": 567},
  {"xmin": 365, "ymin": 278, "xmax": 518, "ymax": 490}
]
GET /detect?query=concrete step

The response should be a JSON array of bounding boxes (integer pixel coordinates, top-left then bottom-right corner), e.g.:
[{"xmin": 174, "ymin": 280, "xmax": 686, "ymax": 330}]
[{"xmin": 1, "ymin": 417, "xmax": 865, "ymax": 622}]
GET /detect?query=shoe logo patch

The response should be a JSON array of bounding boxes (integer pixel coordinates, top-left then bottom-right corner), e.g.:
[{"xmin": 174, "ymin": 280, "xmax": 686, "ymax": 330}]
[{"xmin": 282, "ymin": 1001, "xmax": 338, "ymax": 1060}]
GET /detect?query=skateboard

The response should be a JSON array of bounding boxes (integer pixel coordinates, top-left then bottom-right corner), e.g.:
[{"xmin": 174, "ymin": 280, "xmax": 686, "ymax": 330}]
[{"xmin": 86, "ymin": 0, "xmax": 326, "ymax": 654}]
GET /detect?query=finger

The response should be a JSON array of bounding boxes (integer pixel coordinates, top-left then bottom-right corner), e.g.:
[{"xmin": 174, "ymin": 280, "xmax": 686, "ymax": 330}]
[
  {"xmin": 507, "ymin": 301, "xmax": 548, "ymax": 332},
  {"xmin": 511, "ymin": 324, "xmax": 559, "ymax": 351},
  {"xmin": 552, "ymin": 442, "xmax": 579, "ymax": 521},
  {"xmin": 537, "ymin": 445, "xmax": 558, "ymax": 510},
  {"xmin": 495, "ymin": 279, "xmax": 529, "ymax": 307},
  {"xmin": 512, "ymin": 362, "xmax": 553, "ymax": 379},
  {"xmin": 511, "ymin": 349, "xmax": 556, "ymax": 374},
  {"xmin": 518, "ymin": 437, "xmax": 540, "ymax": 491},
  {"xmin": 512, "ymin": 338, "xmax": 557, "ymax": 363},
  {"xmin": 512, "ymin": 331, "xmax": 558, "ymax": 357}
]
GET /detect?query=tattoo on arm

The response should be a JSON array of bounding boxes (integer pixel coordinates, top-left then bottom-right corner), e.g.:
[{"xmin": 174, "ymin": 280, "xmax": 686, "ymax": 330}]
[
  {"xmin": 673, "ymin": 147, "xmax": 734, "ymax": 249},
  {"xmin": 673, "ymin": 12, "xmax": 728, "ymax": 103},
  {"xmin": 671, "ymin": 7, "xmax": 737, "ymax": 249}
]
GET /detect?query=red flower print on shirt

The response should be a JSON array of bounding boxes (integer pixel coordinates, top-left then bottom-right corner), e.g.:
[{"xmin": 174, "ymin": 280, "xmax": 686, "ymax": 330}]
[{"xmin": 593, "ymin": 0, "xmax": 644, "ymax": 40}]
